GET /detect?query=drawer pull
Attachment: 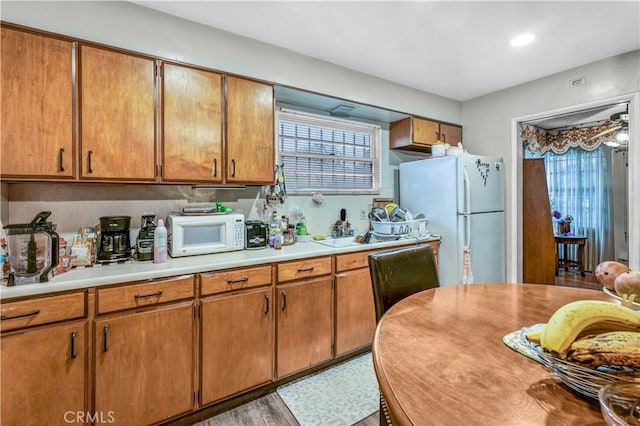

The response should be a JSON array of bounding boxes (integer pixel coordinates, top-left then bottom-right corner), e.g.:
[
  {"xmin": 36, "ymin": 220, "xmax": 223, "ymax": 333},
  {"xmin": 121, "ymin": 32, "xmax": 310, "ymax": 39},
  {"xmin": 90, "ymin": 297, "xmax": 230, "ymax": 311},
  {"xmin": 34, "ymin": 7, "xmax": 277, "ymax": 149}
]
[
  {"xmin": 281, "ymin": 290, "xmax": 287, "ymax": 311},
  {"xmin": 297, "ymin": 267, "xmax": 314, "ymax": 273},
  {"xmin": 227, "ymin": 277, "xmax": 249, "ymax": 285},
  {"xmin": 103, "ymin": 325, "xmax": 109, "ymax": 352},
  {"xmin": 264, "ymin": 294, "xmax": 270, "ymax": 314},
  {"xmin": 134, "ymin": 290, "xmax": 163, "ymax": 300},
  {"xmin": 1, "ymin": 309, "xmax": 40, "ymax": 321},
  {"xmin": 70, "ymin": 331, "xmax": 77, "ymax": 359}
]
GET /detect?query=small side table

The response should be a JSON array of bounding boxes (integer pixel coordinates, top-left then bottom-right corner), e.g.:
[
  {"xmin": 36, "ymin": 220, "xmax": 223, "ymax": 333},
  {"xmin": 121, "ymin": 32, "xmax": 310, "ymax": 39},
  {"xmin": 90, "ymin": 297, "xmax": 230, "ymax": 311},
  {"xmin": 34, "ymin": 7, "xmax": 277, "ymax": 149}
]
[{"xmin": 554, "ymin": 234, "xmax": 587, "ymax": 277}]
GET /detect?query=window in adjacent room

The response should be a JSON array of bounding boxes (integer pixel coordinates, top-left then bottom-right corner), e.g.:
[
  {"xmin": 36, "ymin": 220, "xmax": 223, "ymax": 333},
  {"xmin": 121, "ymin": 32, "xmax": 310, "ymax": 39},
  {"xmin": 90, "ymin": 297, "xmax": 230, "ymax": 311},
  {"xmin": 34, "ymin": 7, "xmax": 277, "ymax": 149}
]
[{"xmin": 276, "ymin": 109, "xmax": 382, "ymax": 194}]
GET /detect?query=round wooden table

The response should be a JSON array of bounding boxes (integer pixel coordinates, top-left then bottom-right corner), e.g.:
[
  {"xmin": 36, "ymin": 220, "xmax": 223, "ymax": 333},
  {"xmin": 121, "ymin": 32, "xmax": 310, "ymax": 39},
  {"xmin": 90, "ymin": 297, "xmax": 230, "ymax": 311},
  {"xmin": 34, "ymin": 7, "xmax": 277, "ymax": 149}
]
[{"xmin": 372, "ymin": 283, "xmax": 615, "ymax": 425}]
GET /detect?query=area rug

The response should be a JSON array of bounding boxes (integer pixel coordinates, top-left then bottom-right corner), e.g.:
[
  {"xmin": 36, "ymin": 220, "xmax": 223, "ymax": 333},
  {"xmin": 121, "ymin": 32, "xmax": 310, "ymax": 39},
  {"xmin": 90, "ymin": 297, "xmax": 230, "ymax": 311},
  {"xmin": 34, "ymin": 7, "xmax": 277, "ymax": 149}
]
[{"xmin": 276, "ymin": 352, "xmax": 379, "ymax": 426}]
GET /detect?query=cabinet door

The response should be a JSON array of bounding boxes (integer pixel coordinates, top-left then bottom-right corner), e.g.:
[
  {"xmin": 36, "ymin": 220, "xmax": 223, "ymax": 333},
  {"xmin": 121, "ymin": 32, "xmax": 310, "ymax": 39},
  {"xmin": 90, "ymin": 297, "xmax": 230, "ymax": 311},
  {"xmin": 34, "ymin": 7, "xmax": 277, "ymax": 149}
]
[
  {"xmin": 201, "ymin": 288, "xmax": 273, "ymax": 404},
  {"xmin": 1, "ymin": 28, "xmax": 74, "ymax": 178},
  {"xmin": 95, "ymin": 302, "xmax": 194, "ymax": 425},
  {"xmin": 413, "ymin": 117, "xmax": 439, "ymax": 146},
  {"xmin": 163, "ymin": 64, "xmax": 223, "ymax": 182},
  {"xmin": 226, "ymin": 76, "xmax": 275, "ymax": 184},
  {"xmin": 1, "ymin": 320, "xmax": 87, "ymax": 426},
  {"xmin": 335, "ymin": 268, "xmax": 377, "ymax": 356},
  {"xmin": 440, "ymin": 123, "xmax": 462, "ymax": 146},
  {"xmin": 79, "ymin": 45, "xmax": 156, "ymax": 181},
  {"xmin": 277, "ymin": 276, "xmax": 332, "ymax": 377}
]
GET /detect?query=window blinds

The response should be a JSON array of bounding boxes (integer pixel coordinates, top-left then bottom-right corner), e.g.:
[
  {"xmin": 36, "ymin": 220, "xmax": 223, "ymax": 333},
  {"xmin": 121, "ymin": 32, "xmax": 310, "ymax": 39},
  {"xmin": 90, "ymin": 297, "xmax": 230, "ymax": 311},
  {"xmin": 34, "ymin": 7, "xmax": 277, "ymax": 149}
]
[{"xmin": 277, "ymin": 109, "xmax": 382, "ymax": 194}]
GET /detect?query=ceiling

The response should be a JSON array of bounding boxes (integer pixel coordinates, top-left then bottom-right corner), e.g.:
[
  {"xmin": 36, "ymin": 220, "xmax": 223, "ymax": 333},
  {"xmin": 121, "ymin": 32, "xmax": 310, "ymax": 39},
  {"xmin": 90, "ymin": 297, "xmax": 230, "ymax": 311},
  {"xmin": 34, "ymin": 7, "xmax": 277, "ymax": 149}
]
[{"xmin": 132, "ymin": 1, "xmax": 640, "ymax": 102}]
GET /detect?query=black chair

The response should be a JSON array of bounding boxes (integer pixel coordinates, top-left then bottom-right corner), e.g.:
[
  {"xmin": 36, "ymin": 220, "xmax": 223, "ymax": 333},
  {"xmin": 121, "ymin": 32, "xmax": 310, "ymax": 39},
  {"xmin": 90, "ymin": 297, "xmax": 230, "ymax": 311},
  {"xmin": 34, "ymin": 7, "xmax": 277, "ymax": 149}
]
[
  {"xmin": 368, "ymin": 244, "xmax": 440, "ymax": 322},
  {"xmin": 368, "ymin": 244, "xmax": 440, "ymax": 425}
]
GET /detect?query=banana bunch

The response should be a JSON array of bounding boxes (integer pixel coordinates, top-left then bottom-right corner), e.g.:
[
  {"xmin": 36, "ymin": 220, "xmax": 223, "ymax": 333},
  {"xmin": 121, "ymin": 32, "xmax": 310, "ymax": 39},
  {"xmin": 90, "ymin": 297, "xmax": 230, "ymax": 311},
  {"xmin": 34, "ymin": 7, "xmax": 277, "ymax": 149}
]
[
  {"xmin": 565, "ymin": 331, "xmax": 640, "ymax": 368},
  {"xmin": 527, "ymin": 300, "xmax": 640, "ymax": 358}
]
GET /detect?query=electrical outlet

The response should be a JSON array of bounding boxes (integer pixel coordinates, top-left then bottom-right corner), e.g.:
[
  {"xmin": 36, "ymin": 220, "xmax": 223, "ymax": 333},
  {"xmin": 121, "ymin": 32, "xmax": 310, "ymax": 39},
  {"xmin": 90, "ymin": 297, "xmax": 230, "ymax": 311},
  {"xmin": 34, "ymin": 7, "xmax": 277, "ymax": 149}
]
[
  {"xmin": 360, "ymin": 209, "xmax": 367, "ymax": 220},
  {"xmin": 570, "ymin": 76, "xmax": 586, "ymax": 88}
]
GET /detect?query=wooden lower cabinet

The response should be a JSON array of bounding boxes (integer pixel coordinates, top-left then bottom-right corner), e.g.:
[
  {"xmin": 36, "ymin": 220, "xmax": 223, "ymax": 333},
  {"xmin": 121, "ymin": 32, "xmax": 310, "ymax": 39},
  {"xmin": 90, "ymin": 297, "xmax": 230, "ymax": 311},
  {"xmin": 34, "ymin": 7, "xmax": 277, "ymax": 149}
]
[
  {"xmin": 94, "ymin": 301, "xmax": 195, "ymax": 425},
  {"xmin": 1, "ymin": 320, "xmax": 88, "ymax": 426},
  {"xmin": 276, "ymin": 276, "xmax": 333, "ymax": 378},
  {"xmin": 200, "ymin": 288, "xmax": 273, "ymax": 405},
  {"xmin": 335, "ymin": 267, "xmax": 376, "ymax": 356}
]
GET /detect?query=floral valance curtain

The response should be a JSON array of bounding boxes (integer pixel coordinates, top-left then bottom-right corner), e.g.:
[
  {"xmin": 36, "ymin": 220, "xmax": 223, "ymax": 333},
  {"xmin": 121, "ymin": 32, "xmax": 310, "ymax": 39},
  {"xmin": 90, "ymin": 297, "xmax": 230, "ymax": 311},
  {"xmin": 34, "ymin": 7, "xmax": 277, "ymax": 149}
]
[{"xmin": 522, "ymin": 119, "xmax": 620, "ymax": 155}]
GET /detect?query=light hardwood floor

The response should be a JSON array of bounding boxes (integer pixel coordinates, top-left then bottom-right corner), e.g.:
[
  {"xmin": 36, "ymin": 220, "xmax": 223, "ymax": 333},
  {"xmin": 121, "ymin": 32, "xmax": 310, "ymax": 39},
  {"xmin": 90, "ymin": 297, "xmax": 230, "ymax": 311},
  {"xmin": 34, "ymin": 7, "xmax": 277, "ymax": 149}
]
[
  {"xmin": 194, "ymin": 393, "xmax": 379, "ymax": 426},
  {"xmin": 554, "ymin": 269, "xmax": 601, "ymax": 290}
]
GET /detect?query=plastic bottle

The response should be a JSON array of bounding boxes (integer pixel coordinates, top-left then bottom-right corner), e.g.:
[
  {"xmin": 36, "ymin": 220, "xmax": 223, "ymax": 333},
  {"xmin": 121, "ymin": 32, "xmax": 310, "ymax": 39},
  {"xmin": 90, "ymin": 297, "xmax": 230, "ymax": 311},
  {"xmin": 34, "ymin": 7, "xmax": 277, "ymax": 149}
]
[
  {"xmin": 273, "ymin": 228, "xmax": 283, "ymax": 250},
  {"xmin": 153, "ymin": 219, "xmax": 168, "ymax": 264}
]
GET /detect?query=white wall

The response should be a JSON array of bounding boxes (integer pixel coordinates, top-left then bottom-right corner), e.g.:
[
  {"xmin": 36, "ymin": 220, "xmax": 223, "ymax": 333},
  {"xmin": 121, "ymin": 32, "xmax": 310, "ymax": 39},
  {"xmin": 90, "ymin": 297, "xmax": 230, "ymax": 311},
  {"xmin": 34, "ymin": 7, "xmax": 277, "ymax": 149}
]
[{"xmin": 462, "ymin": 50, "xmax": 640, "ymax": 278}]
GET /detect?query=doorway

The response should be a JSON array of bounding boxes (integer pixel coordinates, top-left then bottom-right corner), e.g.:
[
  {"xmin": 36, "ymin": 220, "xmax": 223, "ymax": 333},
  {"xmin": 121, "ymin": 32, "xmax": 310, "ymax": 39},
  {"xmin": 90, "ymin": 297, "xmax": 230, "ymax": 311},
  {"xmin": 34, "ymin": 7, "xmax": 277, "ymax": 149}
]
[{"xmin": 510, "ymin": 93, "xmax": 640, "ymax": 284}]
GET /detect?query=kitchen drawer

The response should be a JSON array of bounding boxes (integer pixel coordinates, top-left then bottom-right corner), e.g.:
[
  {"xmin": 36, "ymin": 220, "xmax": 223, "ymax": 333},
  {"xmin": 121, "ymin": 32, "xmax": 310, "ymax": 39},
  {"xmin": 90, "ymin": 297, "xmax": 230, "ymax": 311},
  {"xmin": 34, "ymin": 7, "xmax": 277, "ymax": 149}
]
[
  {"xmin": 335, "ymin": 250, "xmax": 376, "ymax": 272},
  {"xmin": 1, "ymin": 292, "xmax": 86, "ymax": 332},
  {"xmin": 277, "ymin": 256, "xmax": 332, "ymax": 283},
  {"xmin": 200, "ymin": 265, "xmax": 272, "ymax": 296},
  {"xmin": 97, "ymin": 275, "xmax": 195, "ymax": 314}
]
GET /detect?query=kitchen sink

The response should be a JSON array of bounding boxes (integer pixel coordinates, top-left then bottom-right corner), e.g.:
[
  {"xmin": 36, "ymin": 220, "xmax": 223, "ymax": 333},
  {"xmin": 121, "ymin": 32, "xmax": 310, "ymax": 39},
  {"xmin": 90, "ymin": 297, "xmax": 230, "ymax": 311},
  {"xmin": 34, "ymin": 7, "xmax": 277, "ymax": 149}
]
[{"xmin": 312, "ymin": 237, "xmax": 362, "ymax": 248}]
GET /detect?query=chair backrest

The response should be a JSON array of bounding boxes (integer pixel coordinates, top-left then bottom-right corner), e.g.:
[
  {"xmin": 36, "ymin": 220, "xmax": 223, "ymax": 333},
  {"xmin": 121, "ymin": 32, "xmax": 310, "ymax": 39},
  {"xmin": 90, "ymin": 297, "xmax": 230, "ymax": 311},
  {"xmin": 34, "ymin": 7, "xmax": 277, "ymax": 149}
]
[{"xmin": 368, "ymin": 245, "xmax": 440, "ymax": 322}]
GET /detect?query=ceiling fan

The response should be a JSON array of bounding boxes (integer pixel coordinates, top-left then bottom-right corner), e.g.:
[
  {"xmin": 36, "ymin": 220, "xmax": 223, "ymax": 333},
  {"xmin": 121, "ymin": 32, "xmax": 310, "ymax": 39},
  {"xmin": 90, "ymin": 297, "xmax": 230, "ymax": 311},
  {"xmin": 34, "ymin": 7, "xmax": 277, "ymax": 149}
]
[
  {"xmin": 581, "ymin": 106, "xmax": 630, "ymax": 147},
  {"xmin": 603, "ymin": 109, "xmax": 629, "ymax": 148}
]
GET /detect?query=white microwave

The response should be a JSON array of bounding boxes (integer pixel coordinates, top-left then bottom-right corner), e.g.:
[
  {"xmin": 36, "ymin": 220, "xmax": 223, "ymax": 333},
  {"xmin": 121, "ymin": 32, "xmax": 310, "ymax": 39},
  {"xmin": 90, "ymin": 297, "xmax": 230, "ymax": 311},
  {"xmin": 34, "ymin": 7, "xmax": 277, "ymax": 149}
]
[{"xmin": 166, "ymin": 212, "xmax": 245, "ymax": 257}]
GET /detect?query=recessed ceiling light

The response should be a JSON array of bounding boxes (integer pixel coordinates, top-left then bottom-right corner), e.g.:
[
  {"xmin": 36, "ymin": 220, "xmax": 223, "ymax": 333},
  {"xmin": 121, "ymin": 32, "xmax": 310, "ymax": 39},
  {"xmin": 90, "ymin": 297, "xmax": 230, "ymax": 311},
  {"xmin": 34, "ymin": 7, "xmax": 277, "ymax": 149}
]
[{"xmin": 511, "ymin": 33, "xmax": 535, "ymax": 47}]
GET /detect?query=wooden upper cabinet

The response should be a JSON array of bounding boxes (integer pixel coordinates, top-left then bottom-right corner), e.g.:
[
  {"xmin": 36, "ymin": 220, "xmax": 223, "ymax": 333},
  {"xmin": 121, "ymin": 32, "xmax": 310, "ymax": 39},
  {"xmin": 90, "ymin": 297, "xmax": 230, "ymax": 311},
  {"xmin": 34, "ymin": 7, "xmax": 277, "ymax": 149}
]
[
  {"xmin": 162, "ymin": 64, "xmax": 223, "ymax": 182},
  {"xmin": 1, "ymin": 27, "xmax": 74, "ymax": 179},
  {"xmin": 412, "ymin": 117, "xmax": 440, "ymax": 146},
  {"xmin": 439, "ymin": 123, "xmax": 462, "ymax": 146},
  {"xmin": 225, "ymin": 76, "xmax": 275, "ymax": 184},
  {"xmin": 390, "ymin": 116, "xmax": 462, "ymax": 152},
  {"xmin": 79, "ymin": 45, "xmax": 156, "ymax": 181}
]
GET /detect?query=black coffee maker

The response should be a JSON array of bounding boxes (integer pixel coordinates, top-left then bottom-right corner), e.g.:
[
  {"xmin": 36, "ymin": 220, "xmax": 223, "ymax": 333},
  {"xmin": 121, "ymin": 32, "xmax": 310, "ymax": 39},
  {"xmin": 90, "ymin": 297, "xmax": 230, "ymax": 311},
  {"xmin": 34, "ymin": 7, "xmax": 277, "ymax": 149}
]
[{"xmin": 97, "ymin": 216, "xmax": 131, "ymax": 262}]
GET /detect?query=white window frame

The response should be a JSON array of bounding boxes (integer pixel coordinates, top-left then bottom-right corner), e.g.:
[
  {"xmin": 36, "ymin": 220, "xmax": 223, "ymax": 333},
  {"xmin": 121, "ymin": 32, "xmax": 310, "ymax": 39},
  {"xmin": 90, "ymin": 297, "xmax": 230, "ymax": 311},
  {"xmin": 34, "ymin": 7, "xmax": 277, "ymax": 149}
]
[{"xmin": 276, "ymin": 108, "xmax": 382, "ymax": 195}]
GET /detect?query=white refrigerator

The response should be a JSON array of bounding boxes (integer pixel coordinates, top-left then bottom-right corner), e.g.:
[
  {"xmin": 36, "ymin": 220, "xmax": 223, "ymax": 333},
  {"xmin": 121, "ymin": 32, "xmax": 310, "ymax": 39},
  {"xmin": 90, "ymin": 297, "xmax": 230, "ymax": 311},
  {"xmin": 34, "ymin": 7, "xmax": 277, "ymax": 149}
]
[{"xmin": 399, "ymin": 154, "xmax": 506, "ymax": 286}]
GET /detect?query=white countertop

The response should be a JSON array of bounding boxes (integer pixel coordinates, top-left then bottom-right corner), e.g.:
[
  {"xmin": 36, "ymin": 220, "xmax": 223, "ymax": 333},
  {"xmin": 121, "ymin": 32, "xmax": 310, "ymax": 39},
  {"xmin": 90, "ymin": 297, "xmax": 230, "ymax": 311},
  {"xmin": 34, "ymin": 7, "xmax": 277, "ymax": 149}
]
[{"xmin": 0, "ymin": 236, "xmax": 439, "ymax": 300}]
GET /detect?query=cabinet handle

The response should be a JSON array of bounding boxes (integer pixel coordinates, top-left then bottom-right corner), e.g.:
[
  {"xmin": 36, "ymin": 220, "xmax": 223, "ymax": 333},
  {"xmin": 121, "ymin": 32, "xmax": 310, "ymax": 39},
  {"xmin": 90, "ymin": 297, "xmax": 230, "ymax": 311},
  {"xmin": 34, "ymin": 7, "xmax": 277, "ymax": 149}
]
[
  {"xmin": 281, "ymin": 290, "xmax": 287, "ymax": 311},
  {"xmin": 442, "ymin": 133, "xmax": 447, "ymax": 143},
  {"xmin": 134, "ymin": 290, "xmax": 163, "ymax": 300},
  {"xmin": 58, "ymin": 148, "xmax": 65, "ymax": 172},
  {"xmin": 212, "ymin": 158, "xmax": 217, "ymax": 177},
  {"xmin": 297, "ymin": 267, "xmax": 314, "ymax": 273},
  {"xmin": 264, "ymin": 294, "xmax": 270, "ymax": 314},
  {"xmin": 0, "ymin": 309, "xmax": 40, "ymax": 321},
  {"xmin": 70, "ymin": 331, "xmax": 77, "ymax": 359},
  {"xmin": 231, "ymin": 159, "xmax": 236, "ymax": 178},
  {"xmin": 227, "ymin": 277, "xmax": 249, "ymax": 285},
  {"xmin": 87, "ymin": 150, "xmax": 93, "ymax": 174},
  {"xmin": 435, "ymin": 131, "xmax": 440, "ymax": 140},
  {"xmin": 102, "ymin": 325, "xmax": 109, "ymax": 352}
]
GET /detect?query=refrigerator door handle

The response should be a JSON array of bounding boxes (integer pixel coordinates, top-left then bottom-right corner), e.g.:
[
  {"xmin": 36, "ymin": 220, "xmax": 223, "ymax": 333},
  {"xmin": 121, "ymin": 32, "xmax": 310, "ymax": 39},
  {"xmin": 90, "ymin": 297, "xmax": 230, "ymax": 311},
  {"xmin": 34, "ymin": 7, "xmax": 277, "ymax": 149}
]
[{"xmin": 463, "ymin": 168, "xmax": 471, "ymax": 214}]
